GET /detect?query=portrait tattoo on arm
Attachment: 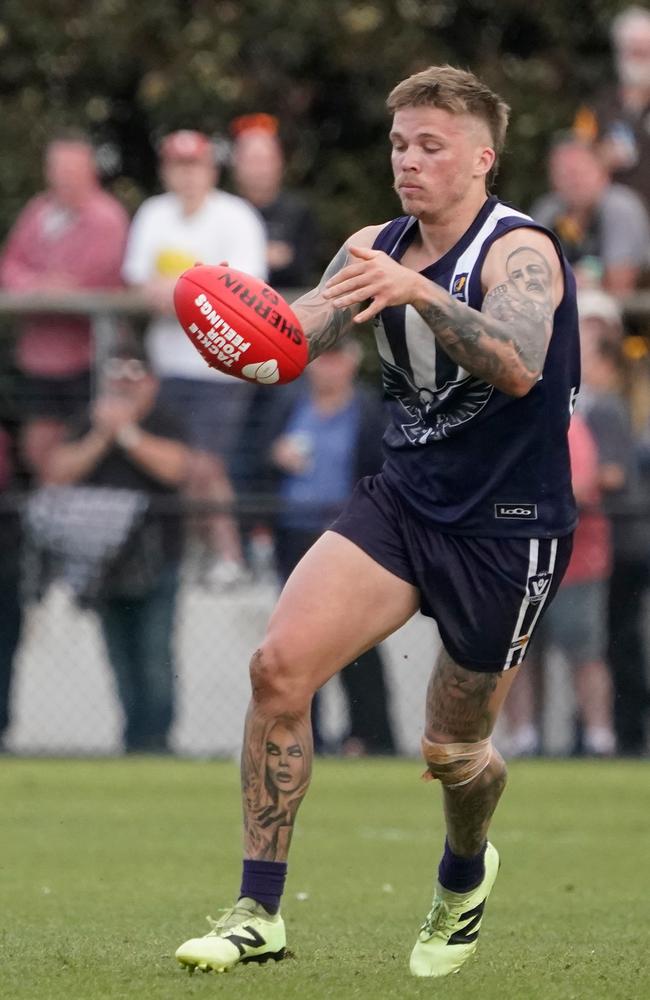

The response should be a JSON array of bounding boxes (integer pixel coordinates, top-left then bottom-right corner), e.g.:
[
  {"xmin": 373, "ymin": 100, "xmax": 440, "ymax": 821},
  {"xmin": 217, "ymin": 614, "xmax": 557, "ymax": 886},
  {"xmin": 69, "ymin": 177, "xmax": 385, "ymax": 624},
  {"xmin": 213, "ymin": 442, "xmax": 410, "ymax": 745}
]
[
  {"xmin": 413, "ymin": 245, "xmax": 555, "ymax": 393},
  {"xmin": 292, "ymin": 245, "xmax": 359, "ymax": 362},
  {"xmin": 241, "ymin": 670, "xmax": 313, "ymax": 861}
]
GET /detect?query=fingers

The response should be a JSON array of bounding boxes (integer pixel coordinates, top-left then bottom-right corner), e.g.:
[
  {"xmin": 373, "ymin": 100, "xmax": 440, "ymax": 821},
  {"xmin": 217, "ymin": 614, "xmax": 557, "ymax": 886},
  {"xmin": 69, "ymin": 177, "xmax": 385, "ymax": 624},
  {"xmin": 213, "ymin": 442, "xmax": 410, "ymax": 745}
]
[
  {"xmin": 323, "ymin": 262, "xmax": 369, "ymax": 292},
  {"xmin": 323, "ymin": 274, "xmax": 374, "ymax": 303},
  {"xmin": 354, "ymin": 299, "xmax": 383, "ymax": 324},
  {"xmin": 347, "ymin": 245, "xmax": 377, "ymax": 261}
]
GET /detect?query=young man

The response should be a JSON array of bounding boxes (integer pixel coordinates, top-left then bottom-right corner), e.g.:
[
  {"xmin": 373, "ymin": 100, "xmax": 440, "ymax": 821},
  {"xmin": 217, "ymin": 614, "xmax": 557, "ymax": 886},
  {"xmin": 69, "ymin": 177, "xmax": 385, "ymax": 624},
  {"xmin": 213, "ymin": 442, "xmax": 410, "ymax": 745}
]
[{"xmin": 176, "ymin": 65, "xmax": 579, "ymax": 978}]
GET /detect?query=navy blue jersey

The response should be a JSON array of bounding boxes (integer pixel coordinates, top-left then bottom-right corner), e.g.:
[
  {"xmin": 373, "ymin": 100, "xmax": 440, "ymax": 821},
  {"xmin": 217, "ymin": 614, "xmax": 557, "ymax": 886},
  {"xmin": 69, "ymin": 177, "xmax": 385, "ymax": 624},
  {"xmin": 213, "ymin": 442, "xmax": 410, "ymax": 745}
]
[{"xmin": 372, "ymin": 195, "xmax": 580, "ymax": 538}]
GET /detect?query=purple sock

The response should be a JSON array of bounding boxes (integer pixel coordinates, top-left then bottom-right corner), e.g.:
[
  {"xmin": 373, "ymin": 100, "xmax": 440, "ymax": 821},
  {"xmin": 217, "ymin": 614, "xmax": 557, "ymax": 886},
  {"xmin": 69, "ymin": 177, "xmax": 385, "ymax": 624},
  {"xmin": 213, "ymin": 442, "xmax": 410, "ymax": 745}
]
[
  {"xmin": 240, "ymin": 859, "xmax": 287, "ymax": 915},
  {"xmin": 437, "ymin": 838, "xmax": 486, "ymax": 893}
]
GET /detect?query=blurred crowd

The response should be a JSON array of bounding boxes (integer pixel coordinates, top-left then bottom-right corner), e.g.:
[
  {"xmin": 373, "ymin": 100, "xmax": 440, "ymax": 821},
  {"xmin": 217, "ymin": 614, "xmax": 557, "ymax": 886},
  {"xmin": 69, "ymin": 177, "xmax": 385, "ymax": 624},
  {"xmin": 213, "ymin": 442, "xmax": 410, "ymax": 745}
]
[{"xmin": 1, "ymin": 6, "xmax": 650, "ymax": 758}]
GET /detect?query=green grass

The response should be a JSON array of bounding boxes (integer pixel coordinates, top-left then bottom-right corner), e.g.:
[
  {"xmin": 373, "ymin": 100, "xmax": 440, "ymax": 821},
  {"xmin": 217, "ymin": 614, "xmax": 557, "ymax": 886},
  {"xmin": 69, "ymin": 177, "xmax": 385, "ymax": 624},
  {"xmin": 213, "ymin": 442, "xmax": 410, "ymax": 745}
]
[{"xmin": 2, "ymin": 757, "xmax": 649, "ymax": 1000}]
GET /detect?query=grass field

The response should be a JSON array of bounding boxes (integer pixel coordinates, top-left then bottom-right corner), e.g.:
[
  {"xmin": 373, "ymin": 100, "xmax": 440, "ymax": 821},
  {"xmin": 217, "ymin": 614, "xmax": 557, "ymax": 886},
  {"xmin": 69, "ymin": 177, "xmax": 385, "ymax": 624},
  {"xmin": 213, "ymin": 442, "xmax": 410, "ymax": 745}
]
[{"xmin": 2, "ymin": 756, "xmax": 649, "ymax": 1000}]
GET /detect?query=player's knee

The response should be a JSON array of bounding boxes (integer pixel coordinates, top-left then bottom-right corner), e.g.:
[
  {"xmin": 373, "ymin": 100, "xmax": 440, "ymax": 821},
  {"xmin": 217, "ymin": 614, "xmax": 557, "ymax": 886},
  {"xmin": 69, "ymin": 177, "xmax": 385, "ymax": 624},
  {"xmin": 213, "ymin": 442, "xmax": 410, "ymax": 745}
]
[
  {"xmin": 249, "ymin": 638, "xmax": 313, "ymax": 714},
  {"xmin": 421, "ymin": 732, "xmax": 501, "ymax": 789}
]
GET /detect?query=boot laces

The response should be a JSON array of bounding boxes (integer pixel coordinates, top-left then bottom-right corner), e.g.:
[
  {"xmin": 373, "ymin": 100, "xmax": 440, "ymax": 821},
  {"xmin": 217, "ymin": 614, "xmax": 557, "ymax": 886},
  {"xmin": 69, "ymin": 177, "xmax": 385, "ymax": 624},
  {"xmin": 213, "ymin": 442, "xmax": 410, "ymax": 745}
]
[
  {"xmin": 204, "ymin": 902, "xmax": 257, "ymax": 936},
  {"xmin": 419, "ymin": 897, "xmax": 460, "ymax": 941}
]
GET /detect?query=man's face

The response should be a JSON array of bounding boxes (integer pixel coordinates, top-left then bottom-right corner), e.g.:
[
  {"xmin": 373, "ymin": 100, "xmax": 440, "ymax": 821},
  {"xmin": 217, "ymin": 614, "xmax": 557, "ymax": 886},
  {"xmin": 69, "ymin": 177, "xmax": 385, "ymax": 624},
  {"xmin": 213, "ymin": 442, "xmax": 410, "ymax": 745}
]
[
  {"xmin": 617, "ymin": 25, "xmax": 650, "ymax": 89},
  {"xmin": 390, "ymin": 106, "xmax": 494, "ymax": 222},
  {"xmin": 506, "ymin": 248, "xmax": 552, "ymax": 303},
  {"xmin": 45, "ymin": 142, "xmax": 97, "ymax": 209},
  {"xmin": 549, "ymin": 145, "xmax": 606, "ymax": 210},
  {"xmin": 306, "ymin": 346, "xmax": 359, "ymax": 394},
  {"xmin": 233, "ymin": 131, "xmax": 283, "ymax": 200},
  {"xmin": 161, "ymin": 158, "xmax": 217, "ymax": 203},
  {"xmin": 102, "ymin": 358, "xmax": 156, "ymax": 407}
]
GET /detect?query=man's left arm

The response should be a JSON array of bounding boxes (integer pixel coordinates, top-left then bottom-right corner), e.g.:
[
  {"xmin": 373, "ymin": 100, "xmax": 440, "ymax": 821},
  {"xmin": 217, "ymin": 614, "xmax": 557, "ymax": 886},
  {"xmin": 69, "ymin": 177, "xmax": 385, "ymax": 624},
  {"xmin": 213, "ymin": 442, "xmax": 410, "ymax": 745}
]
[{"xmin": 323, "ymin": 228, "xmax": 563, "ymax": 397}]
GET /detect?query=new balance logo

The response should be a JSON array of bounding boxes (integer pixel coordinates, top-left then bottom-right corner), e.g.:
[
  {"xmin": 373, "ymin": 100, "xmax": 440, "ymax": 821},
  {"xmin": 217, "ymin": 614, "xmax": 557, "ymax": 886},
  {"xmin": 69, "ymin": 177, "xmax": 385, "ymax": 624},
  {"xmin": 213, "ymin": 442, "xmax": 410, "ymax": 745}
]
[
  {"xmin": 527, "ymin": 571, "xmax": 552, "ymax": 604},
  {"xmin": 447, "ymin": 900, "xmax": 486, "ymax": 946},
  {"xmin": 494, "ymin": 503, "xmax": 537, "ymax": 520},
  {"xmin": 225, "ymin": 925, "xmax": 266, "ymax": 956}
]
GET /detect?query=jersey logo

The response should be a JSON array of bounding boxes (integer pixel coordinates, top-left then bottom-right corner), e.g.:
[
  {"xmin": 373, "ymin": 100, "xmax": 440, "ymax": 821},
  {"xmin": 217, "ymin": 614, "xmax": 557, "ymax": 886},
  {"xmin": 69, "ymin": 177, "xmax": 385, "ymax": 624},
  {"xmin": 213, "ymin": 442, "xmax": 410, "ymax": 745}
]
[
  {"xmin": 381, "ymin": 356, "xmax": 493, "ymax": 445},
  {"xmin": 451, "ymin": 273, "xmax": 468, "ymax": 300},
  {"xmin": 494, "ymin": 503, "xmax": 538, "ymax": 520},
  {"xmin": 527, "ymin": 571, "xmax": 552, "ymax": 604}
]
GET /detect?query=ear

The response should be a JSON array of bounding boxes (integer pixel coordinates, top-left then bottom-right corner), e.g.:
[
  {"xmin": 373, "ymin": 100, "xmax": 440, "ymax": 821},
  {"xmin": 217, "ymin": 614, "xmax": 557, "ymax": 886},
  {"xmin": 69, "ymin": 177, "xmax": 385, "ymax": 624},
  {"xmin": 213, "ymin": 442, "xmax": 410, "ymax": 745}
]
[{"xmin": 474, "ymin": 145, "xmax": 496, "ymax": 179}]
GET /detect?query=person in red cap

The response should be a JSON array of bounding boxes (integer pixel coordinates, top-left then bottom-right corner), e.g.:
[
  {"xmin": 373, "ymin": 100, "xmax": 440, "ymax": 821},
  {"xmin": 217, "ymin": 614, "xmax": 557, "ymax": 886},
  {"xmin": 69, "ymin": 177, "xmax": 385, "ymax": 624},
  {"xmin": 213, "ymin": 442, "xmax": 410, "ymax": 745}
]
[{"xmin": 122, "ymin": 130, "xmax": 268, "ymax": 586}]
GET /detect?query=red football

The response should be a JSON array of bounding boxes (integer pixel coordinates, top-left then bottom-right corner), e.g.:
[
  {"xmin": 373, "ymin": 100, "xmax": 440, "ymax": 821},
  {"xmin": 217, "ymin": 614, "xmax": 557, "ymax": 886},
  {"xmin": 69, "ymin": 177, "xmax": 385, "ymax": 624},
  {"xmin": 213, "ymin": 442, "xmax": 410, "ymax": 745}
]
[{"xmin": 173, "ymin": 264, "xmax": 307, "ymax": 384}]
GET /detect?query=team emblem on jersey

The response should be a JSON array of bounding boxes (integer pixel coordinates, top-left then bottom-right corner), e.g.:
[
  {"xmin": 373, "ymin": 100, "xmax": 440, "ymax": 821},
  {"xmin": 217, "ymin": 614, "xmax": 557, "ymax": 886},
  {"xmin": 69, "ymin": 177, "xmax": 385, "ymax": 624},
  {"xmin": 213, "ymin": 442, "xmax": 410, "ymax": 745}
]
[
  {"xmin": 451, "ymin": 273, "xmax": 468, "ymax": 300},
  {"xmin": 380, "ymin": 356, "xmax": 493, "ymax": 445}
]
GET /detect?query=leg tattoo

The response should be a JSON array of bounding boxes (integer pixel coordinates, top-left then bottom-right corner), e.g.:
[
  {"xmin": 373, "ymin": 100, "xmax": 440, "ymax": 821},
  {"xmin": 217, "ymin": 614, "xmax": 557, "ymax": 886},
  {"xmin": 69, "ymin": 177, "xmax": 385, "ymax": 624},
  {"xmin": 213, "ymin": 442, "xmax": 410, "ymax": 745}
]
[
  {"xmin": 425, "ymin": 649, "xmax": 510, "ymax": 857},
  {"xmin": 242, "ymin": 655, "xmax": 313, "ymax": 861}
]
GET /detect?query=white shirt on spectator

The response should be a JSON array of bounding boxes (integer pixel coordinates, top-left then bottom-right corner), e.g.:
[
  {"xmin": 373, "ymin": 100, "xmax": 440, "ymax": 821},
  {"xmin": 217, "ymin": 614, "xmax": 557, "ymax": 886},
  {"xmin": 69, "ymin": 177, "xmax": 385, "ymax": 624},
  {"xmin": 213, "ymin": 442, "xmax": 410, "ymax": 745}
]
[{"xmin": 122, "ymin": 190, "xmax": 267, "ymax": 380}]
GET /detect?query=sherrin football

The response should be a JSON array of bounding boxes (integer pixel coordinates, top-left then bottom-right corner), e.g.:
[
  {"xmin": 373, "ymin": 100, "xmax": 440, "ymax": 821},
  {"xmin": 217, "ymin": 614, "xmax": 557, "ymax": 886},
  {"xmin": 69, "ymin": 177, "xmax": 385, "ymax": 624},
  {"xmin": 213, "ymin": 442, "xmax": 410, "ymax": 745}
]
[{"xmin": 173, "ymin": 264, "xmax": 307, "ymax": 384}]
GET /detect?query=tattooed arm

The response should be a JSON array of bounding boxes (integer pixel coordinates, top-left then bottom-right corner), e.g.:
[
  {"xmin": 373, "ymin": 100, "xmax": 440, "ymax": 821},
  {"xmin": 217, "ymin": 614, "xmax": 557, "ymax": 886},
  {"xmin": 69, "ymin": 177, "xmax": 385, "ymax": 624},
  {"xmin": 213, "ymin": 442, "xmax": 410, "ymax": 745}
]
[
  {"xmin": 323, "ymin": 227, "xmax": 564, "ymax": 397},
  {"xmin": 413, "ymin": 230, "xmax": 562, "ymax": 396},
  {"xmin": 291, "ymin": 225, "xmax": 384, "ymax": 362}
]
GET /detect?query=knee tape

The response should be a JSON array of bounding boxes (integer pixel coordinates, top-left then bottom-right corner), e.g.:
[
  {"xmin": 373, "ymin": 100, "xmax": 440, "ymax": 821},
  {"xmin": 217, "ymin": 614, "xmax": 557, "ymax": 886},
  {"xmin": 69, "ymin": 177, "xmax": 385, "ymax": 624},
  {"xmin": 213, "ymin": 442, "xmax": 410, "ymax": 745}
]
[{"xmin": 421, "ymin": 735, "xmax": 492, "ymax": 789}]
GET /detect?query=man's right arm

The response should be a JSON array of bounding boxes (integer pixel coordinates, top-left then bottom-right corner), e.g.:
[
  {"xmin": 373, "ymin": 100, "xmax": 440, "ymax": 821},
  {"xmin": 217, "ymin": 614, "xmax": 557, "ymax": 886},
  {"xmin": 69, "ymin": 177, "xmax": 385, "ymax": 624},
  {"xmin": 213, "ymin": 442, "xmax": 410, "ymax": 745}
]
[{"xmin": 292, "ymin": 225, "xmax": 383, "ymax": 362}]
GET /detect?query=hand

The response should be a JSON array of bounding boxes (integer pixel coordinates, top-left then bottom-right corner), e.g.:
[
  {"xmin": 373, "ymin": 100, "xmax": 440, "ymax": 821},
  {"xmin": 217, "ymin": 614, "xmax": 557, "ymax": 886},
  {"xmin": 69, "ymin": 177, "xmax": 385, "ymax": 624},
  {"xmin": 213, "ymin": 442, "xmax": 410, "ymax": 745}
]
[
  {"xmin": 267, "ymin": 240, "xmax": 294, "ymax": 271},
  {"xmin": 142, "ymin": 277, "xmax": 176, "ymax": 315},
  {"xmin": 322, "ymin": 245, "xmax": 423, "ymax": 323},
  {"xmin": 271, "ymin": 434, "xmax": 312, "ymax": 474},
  {"xmin": 92, "ymin": 395, "xmax": 140, "ymax": 436}
]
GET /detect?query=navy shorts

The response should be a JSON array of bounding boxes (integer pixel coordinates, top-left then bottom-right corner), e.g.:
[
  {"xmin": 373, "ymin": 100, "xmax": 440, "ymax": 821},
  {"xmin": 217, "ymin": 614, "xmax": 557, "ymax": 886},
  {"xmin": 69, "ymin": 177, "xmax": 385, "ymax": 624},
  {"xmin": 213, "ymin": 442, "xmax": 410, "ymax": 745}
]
[{"xmin": 329, "ymin": 474, "xmax": 573, "ymax": 673}]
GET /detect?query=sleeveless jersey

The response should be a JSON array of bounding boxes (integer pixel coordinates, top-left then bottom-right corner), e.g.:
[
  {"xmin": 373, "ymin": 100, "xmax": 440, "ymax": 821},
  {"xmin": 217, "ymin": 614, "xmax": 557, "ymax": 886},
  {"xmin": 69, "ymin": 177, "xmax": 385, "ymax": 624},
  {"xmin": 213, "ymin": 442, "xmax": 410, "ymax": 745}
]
[{"xmin": 372, "ymin": 195, "xmax": 580, "ymax": 537}]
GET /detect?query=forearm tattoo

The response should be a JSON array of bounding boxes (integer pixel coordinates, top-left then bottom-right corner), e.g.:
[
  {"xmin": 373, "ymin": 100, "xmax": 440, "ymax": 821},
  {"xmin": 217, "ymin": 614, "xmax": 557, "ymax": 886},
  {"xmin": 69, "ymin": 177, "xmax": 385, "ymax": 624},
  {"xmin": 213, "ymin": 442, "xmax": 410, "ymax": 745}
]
[
  {"xmin": 241, "ymin": 672, "xmax": 313, "ymax": 861},
  {"xmin": 293, "ymin": 245, "xmax": 358, "ymax": 362},
  {"xmin": 414, "ymin": 246, "xmax": 554, "ymax": 392},
  {"xmin": 426, "ymin": 649, "xmax": 507, "ymax": 856}
]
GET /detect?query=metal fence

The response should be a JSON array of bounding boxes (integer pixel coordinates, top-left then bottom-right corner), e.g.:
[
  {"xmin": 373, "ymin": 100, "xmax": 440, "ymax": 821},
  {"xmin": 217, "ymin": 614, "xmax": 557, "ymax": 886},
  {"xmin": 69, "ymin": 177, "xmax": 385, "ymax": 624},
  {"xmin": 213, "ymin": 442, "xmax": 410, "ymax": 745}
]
[{"xmin": 1, "ymin": 291, "xmax": 650, "ymax": 759}]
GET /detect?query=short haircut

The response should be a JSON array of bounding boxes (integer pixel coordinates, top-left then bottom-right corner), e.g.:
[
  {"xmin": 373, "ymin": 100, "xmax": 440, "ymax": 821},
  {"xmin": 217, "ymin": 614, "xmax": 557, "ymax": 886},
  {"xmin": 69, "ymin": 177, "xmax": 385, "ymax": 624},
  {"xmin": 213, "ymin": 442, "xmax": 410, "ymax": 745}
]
[
  {"xmin": 46, "ymin": 127, "xmax": 94, "ymax": 150},
  {"xmin": 611, "ymin": 5, "xmax": 650, "ymax": 46},
  {"xmin": 386, "ymin": 65, "xmax": 510, "ymax": 186}
]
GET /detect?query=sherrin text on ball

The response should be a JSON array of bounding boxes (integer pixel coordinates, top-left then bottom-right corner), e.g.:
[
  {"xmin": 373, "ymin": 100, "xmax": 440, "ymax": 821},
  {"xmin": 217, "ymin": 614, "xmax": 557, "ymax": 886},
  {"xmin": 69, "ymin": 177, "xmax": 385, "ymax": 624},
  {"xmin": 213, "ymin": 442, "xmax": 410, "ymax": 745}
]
[{"xmin": 173, "ymin": 264, "xmax": 307, "ymax": 384}]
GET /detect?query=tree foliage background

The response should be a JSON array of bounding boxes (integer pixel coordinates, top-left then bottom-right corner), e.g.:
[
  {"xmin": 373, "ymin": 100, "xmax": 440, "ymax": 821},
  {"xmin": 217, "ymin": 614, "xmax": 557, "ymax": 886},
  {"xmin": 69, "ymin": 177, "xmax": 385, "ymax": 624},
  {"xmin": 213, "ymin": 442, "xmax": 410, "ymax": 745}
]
[{"xmin": 0, "ymin": 0, "xmax": 633, "ymax": 264}]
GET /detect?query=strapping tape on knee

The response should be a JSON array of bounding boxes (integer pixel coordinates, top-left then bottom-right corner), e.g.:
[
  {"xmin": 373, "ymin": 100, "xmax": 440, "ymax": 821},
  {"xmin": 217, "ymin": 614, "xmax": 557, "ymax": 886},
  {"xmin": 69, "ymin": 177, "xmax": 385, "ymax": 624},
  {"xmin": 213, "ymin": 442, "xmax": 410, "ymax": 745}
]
[{"xmin": 421, "ymin": 735, "xmax": 492, "ymax": 789}]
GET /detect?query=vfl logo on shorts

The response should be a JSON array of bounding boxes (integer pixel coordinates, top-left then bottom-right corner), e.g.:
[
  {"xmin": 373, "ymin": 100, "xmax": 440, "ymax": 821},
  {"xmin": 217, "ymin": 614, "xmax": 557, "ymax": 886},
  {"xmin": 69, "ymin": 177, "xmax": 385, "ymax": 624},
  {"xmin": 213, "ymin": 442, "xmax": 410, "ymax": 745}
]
[
  {"xmin": 528, "ymin": 571, "xmax": 552, "ymax": 604},
  {"xmin": 494, "ymin": 503, "xmax": 538, "ymax": 520}
]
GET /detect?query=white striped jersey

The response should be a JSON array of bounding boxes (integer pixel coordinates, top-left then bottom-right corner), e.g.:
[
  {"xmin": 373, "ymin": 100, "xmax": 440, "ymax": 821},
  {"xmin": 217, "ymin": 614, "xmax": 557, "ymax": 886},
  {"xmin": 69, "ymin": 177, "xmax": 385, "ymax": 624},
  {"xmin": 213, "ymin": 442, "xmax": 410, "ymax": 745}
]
[{"xmin": 373, "ymin": 195, "xmax": 580, "ymax": 537}]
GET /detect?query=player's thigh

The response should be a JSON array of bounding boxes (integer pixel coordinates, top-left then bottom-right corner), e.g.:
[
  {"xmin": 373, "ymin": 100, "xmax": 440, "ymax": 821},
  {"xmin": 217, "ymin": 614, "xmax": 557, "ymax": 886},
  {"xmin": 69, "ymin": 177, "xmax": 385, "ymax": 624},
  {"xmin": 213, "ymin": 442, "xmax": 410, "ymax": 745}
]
[
  {"xmin": 263, "ymin": 529, "xmax": 419, "ymax": 692},
  {"xmin": 425, "ymin": 646, "xmax": 521, "ymax": 742}
]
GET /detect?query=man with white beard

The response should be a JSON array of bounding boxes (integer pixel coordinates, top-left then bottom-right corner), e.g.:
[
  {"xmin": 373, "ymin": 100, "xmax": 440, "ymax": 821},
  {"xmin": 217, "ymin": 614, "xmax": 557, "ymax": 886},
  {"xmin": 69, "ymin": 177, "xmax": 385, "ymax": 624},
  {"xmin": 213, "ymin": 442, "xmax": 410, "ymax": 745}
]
[{"xmin": 574, "ymin": 5, "xmax": 650, "ymax": 215}]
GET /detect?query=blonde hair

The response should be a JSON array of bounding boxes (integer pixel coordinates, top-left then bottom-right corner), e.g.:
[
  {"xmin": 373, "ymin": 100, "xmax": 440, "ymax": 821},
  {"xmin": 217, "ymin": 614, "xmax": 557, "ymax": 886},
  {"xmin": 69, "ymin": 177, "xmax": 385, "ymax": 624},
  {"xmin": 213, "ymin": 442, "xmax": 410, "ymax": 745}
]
[{"xmin": 386, "ymin": 65, "xmax": 510, "ymax": 186}]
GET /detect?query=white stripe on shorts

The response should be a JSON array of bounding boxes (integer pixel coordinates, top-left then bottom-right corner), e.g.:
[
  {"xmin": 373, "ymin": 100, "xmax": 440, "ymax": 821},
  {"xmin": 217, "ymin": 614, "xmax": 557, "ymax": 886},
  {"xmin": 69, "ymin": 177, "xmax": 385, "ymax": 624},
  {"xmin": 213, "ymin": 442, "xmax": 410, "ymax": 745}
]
[
  {"xmin": 504, "ymin": 539, "xmax": 538, "ymax": 670},
  {"xmin": 503, "ymin": 538, "xmax": 558, "ymax": 670}
]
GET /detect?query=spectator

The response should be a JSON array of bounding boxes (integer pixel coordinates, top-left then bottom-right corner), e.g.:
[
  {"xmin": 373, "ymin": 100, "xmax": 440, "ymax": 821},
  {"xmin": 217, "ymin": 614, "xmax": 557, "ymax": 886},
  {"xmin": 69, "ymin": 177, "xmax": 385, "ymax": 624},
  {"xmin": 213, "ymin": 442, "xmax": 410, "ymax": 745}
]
[
  {"xmin": 531, "ymin": 135, "xmax": 650, "ymax": 294},
  {"xmin": 239, "ymin": 339, "xmax": 396, "ymax": 755},
  {"xmin": 574, "ymin": 6, "xmax": 650, "ymax": 215},
  {"xmin": 0, "ymin": 129, "xmax": 129, "ymax": 476},
  {"xmin": 122, "ymin": 129, "xmax": 268, "ymax": 469},
  {"xmin": 122, "ymin": 130, "xmax": 265, "ymax": 584},
  {"xmin": 578, "ymin": 298, "xmax": 649, "ymax": 756},
  {"xmin": 230, "ymin": 114, "xmax": 320, "ymax": 289},
  {"xmin": 0, "ymin": 426, "xmax": 22, "ymax": 751},
  {"xmin": 39, "ymin": 346, "xmax": 192, "ymax": 753},
  {"xmin": 504, "ymin": 411, "xmax": 615, "ymax": 757}
]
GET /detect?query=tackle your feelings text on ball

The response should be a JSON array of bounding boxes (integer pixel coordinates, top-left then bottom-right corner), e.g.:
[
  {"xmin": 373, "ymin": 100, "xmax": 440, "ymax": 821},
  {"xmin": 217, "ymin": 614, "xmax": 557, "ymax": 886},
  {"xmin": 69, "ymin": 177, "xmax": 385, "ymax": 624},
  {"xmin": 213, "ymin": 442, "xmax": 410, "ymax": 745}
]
[{"xmin": 173, "ymin": 264, "xmax": 308, "ymax": 384}]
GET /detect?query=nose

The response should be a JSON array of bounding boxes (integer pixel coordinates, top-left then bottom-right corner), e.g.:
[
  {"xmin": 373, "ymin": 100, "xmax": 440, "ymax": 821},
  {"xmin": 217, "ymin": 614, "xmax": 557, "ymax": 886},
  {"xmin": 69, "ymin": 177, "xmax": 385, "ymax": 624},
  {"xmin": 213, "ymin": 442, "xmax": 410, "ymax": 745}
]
[{"xmin": 399, "ymin": 146, "xmax": 421, "ymax": 172}]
